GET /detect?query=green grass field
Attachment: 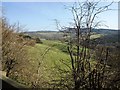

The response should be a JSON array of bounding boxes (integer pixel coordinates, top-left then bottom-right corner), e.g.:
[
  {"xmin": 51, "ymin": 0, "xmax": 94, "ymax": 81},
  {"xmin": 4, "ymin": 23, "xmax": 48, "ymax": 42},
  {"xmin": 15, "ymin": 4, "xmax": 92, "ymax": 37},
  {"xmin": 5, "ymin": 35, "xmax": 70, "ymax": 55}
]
[
  {"xmin": 28, "ymin": 43, "xmax": 70, "ymax": 68},
  {"xmin": 13, "ymin": 40, "xmax": 97, "ymax": 87},
  {"xmin": 26, "ymin": 40, "xmax": 71, "ymax": 85}
]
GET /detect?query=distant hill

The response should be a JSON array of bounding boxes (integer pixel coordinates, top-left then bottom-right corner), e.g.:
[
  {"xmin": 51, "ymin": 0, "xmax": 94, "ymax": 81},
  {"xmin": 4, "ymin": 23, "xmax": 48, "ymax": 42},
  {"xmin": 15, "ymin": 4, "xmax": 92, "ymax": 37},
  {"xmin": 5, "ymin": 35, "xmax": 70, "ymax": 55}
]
[
  {"xmin": 92, "ymin": 28, "xmax": 118, "ymax": 35},
  {"xmin": 24, "ymin": 28, "xmax": 118, "ymax": 36},
  {"xmin": 62, "ymin": 28, "xmax": 118, "ymax": 35},
  {"xmin": 23, "ymin": 29, "xmax": 119, "ymax": 45},
  {"xmin": 23, "ymin": 31, "xmax": 63, "ymax": 40}
]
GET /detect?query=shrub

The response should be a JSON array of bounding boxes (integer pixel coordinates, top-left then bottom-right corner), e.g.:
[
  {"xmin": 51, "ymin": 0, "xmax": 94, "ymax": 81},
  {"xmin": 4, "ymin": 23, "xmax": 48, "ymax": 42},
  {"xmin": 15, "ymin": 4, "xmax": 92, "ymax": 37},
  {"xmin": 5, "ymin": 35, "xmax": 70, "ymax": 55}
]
[
  {"xmin": 35, "ymin": 37, "xmax": 43, "ymax": 44},
  {"xmin": 2, "ymin": 18, "xmax": 30, "ymax": 77}
]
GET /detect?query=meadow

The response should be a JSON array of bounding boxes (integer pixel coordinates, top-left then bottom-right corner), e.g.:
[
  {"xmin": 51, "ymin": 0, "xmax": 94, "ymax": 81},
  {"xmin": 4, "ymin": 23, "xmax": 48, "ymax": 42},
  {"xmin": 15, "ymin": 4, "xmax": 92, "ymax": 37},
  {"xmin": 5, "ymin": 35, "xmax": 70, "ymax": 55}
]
[
  {"xmin": 13, "ymin": 39, "xmax": 97, "ymax": 87},
  {"xmin": 19, "ymin": 40, "xmax": 71, "ymax": 87}
]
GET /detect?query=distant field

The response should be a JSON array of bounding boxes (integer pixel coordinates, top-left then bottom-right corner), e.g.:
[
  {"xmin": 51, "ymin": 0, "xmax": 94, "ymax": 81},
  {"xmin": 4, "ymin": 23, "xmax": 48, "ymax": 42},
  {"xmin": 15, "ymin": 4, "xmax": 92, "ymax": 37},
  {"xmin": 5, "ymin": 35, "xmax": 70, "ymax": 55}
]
[{"xmin": 90, "ymin": 34, "xmax": 103, "ymax": 39}]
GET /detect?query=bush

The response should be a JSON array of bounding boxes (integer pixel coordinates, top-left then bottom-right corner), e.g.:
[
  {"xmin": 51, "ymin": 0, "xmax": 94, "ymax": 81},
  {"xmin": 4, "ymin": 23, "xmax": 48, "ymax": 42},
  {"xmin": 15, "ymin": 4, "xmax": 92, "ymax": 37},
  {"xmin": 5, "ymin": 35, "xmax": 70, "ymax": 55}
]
[
  {"xmin": 2, "ymin": 18, "xmax": 30, "ymax": 77},
  {"xmin": 35, "ymin": 37, "xmax": 43, "ymax": 44}
]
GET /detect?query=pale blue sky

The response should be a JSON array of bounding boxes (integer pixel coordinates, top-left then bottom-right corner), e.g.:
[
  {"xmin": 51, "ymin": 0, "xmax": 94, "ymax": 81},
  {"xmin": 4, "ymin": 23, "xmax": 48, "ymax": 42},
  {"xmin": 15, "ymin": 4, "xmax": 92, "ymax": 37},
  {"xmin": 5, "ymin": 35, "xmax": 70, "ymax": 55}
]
[{"xmin": 2, "ymin": 2, "xmax": 118, "ymax": 31}]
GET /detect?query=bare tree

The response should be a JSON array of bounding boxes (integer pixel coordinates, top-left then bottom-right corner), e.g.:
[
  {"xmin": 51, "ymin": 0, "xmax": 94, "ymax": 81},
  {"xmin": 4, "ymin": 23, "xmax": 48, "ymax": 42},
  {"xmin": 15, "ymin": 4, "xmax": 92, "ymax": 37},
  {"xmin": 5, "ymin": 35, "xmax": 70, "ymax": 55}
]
[{"xmin": 52, "ymin": 1, "xmax": 113, "ymax": 89}]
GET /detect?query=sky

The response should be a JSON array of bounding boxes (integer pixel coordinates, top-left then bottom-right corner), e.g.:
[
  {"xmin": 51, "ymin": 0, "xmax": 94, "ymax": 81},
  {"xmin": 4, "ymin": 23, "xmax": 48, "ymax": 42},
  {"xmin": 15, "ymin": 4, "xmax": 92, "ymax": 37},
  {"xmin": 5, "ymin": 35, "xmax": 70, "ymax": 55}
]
[{"xmin": 2, "ymin": 1, "xmax": 118, "ymax": 31}]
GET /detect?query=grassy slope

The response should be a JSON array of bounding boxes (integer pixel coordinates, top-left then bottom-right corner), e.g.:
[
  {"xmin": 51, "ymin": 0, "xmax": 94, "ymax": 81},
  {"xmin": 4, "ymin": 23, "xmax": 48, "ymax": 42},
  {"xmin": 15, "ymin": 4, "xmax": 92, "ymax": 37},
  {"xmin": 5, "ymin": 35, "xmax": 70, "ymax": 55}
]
[
  {"xmin": 28, "ymin": 40, "xmax": 70, "ymax": 67},
  {"xmin": 27, "ymin": 40, "xmax": 70, "ymax": 83},
  {"xmin": 43, "ymin": 40, "xmax": 69, "ymax": 53},
  {"xmin": 15, "ymin": 40, "xmax": 97, "ymax": 86}
]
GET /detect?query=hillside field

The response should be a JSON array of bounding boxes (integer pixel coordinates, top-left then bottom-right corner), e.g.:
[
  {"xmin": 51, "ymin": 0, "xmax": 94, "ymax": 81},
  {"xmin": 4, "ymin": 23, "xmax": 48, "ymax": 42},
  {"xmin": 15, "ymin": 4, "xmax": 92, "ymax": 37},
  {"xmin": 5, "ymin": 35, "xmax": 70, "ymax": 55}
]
[
  {"xmin": 13, "ymin": 39, "xmax": 97, "ymax": 87},
  {"xmin": 20, "ymin": 40, "xmax": 71, "ymax": 86}
]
